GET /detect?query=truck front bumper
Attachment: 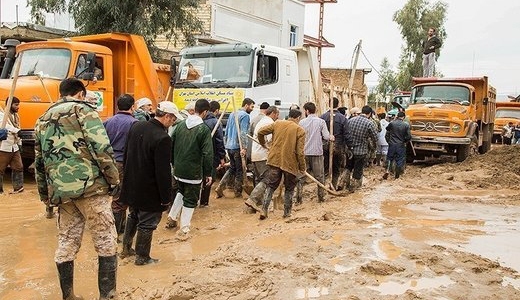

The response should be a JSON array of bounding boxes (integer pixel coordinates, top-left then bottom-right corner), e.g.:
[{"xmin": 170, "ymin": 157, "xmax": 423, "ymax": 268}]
[{"xmin": 411, "ymin": 136, "xmax": 470, "ymax": 152}]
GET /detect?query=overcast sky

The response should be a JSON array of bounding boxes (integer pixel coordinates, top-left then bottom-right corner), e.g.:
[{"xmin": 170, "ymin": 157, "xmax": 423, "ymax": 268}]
[
  {"xmin": 305, "ymin": 0, "xmax": 520, "ymax": 99},
  {"xmin": 3, "ymin": 0, "xmax": 519, "ymax": 99}
]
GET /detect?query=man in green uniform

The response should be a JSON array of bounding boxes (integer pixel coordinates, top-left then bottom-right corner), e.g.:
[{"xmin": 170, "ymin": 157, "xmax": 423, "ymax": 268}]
[
  {"xmin": 34, "ymin": 78, "xmax": 120, "ymax": 300},
  {"xmin": 168, "ymin": 99, "xmax": 213, "ymax": 240}
]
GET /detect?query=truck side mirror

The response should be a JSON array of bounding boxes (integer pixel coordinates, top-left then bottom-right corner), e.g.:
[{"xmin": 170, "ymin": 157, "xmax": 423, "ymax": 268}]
[{"xmin": 170, "ymin": 56, "xmax": 177, "ymax": 86}]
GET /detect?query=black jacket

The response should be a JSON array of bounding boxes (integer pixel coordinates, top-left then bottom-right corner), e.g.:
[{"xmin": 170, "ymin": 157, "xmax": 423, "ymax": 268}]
[
  {"xmin": 320, "ymin": 110, "xmax": 349, "ymax": 146},
  {"xmin": 385, "ymin": 119, "xmax": 411, "ymax": 145},
  {"xmin": 120, "ymin": 119, "xmax": 172, "ymax": 212},
  {"xmin": 204, "ymin": 112, "xmax": 226, "ymax": 168},
  {"xmin": 422, "ymin": 35, "xmax": 442, "ymax": 55}
]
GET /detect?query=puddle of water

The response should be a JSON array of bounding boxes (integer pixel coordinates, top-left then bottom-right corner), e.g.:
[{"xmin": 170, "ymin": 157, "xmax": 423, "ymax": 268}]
[
  {"xmin": 362, "ymin": 185, "xmax": 391, "ymax": 220},
  {"xmin": 295, "ymin": 287, "xmax": 330, "ymax": 299},
  {"xmin": 369, "ymin": 275, "xmax": 454, "ymax": 295},
  {"xmin": 373, "ymin": 240, "xmax": 402, "ymax": 260}
]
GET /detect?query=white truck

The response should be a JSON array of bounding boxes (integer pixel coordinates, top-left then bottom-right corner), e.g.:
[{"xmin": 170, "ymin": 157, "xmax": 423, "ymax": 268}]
[{"xmin": 172, "ymin": 42, "xmax": 321, "ymax": 119}]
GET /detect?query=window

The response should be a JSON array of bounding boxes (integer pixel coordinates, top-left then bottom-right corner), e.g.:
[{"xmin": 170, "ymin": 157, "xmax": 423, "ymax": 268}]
[
  {"xmin": 75, "ymin": 54, "xmax": 104, "ymax": 80},
  {"xmin": 18, "ymin": 48, "xmax": 71, "ymax": 79},
  {"xmin": 255, "ymin": 55, "xmax": 278, "ymax": 87},
  {"xmin": 289, "ymin": 25, "xmax": 298, "ymax": 47}
]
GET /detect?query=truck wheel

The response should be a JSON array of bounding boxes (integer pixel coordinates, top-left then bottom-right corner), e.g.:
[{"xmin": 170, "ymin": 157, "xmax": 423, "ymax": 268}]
[{"xmin": 457, "ymin": 136, "xmax": 477, "ymax": 162}]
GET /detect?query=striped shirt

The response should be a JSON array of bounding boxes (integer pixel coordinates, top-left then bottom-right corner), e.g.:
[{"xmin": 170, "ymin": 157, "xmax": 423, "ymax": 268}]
[{"xmin": 299, "ymin": 114, "xmax": 331, "ymax": 156}]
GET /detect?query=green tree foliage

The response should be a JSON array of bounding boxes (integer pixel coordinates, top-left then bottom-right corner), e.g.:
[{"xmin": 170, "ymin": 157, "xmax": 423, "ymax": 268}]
[
  {"xmin": 27, "ymin": 0, "xmax": 203, "ymax": 56},
  {"xmin": 393, "ymin": 0, "xmax": 448, "ymax": 90},
  {"xmin": 376, "ymin": 57, "xmax": 398, "ymax": 99}
]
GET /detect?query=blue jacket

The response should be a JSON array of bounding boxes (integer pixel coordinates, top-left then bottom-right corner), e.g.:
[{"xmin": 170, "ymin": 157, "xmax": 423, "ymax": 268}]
[
  {"xmin": 103, "ymin": 111, "xmax": 137, "ymax": 162},
  {"xmin": 225, "ymin": 109, "xmax": 250, "ymax": 150}
]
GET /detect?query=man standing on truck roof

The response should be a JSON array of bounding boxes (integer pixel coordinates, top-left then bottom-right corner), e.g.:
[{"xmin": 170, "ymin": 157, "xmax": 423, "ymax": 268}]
[
  {"xmin": 383, "ymin": 111, "xmax": 412, "ymax": 180},
  {"xmin": 34, "ymin": 78, "xmax": 120, "ymax": 300},
  {"xmin": 422, "ymin": 27, "xmax": 442, "ymax": 77},
  {"xmin": 215, "ymin": 98, "xmax": 255, "ymax": 198},
  {"xmin": 103, "ymin": 94, "xmax": 137, "ymax": 253},
  {"xmin": 0, "ymin": 96, "xmax": 24, "ymax": 195}
]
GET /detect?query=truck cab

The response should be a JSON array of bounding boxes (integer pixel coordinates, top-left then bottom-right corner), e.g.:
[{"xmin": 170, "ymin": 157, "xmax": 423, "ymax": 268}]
[
  {"xmin": 406, "ymin": 77, "xmax": 496, "ymax": 162},
  {"xmin": 0, "ymin": 33, "xmax": 172, "ymax": 162},
  {"xmin": 493, "ymin": 102, "xmax": 520, "ymax": 143},
  {"xmin": 173, "ymin": 42, "xmax": 316, "ymax": 120}
]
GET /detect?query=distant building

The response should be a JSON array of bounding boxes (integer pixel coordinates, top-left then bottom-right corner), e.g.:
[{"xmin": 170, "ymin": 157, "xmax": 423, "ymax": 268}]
[{"xmin": 321, "ymin": 68, "xmax": 371, "ymax": 109}]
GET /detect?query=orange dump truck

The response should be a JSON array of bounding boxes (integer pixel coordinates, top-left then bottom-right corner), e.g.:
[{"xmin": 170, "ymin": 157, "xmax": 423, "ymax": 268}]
[
  {"xmin": 0, "ymin": 33, "xmax": 174, "ymax": 161},
  {"xmin": 492, "ymin": 102, "xmax": 520, "ymax": 143},
  {"xmin": 406, "ymin": 77, "xmax": 496, "ymax": 162}
]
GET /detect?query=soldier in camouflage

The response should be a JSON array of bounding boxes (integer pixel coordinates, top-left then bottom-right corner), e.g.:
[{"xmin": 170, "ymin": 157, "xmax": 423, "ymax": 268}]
[{"xmin": 34, "ymin": 78, "xmax": 120, "ymax": 300}]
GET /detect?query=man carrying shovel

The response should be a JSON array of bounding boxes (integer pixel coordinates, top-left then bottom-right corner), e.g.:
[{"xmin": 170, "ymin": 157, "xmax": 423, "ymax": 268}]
[
  {"xmin": 215, "ymin": 98, "xmax": 255, "ymax": 198},
  {"xmin": 257, "ymin": 109, "xmax": 306, "ymax": 219}
]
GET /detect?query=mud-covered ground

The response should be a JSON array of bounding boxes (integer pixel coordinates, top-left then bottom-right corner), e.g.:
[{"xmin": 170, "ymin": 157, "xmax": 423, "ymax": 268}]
[{"xmin": 1, "ymin": 146, "xmax": 520, "ymax": 299}]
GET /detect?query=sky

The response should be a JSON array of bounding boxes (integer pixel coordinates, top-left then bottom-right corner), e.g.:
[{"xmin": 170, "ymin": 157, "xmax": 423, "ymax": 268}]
[
  {"xmin": 3, "ymin": 0, "xmax": 519, "ymax": 99},
  {"xmin": 304, "ymin": 0, "xmax": 520, "ymax": 99}
]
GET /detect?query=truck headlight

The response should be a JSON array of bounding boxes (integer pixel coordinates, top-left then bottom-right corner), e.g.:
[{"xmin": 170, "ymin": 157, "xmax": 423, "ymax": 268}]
[{"xmin": 452, "ymin": 124, "xmax": 461, "ymax": 133}]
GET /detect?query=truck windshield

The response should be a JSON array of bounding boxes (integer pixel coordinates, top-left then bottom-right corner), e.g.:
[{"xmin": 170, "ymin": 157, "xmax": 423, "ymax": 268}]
[
  {"xmin": 18, "ymin": 48, "xmax": 71, "ymax": 79},
  {"xmin": 495, "ymin": 109, "xmax": 520, "ymax": 119},
  {"xmin": 176, "ymin": 53, "xmax": 254, "ymax": 87},
  {"xmin": 412, "ymin": 85, "xmax": 470, "ymax": 106}
]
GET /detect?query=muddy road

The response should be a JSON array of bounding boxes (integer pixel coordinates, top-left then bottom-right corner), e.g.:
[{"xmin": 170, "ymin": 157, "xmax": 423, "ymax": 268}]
[{"xmin": 1, "ymin": 146, "xmax": 520, "ymax": 299}]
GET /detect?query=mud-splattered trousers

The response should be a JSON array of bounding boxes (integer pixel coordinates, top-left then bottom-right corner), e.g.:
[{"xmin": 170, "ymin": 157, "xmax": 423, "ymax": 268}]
[{"xmin": 54, "ymin": 195, "xmax": 117, "ymax": 263}]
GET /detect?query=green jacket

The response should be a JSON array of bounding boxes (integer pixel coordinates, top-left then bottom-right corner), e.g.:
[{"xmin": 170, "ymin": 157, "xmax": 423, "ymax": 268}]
[
  {"xmin": 171, "ymin": 117, "xmax": 213, "ymax": 181},
  {"xmin": 34, "ymin": 97, "xmax": 119, "ymax": 204}
]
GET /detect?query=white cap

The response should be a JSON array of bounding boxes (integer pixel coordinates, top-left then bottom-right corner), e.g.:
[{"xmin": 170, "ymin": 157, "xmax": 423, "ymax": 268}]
[
  {"xmin": 185, "ymin": 102, "xmax": 195, "ymax": 111},
  {"xmin": 157, "ymin": 101, "xmax": 183, "ymax": 120},
  {"xmin": 350, "ymin": 107, "xmax": 361, "ymax": 114},
  {"xmin": 136, "ymin": 97, "xmax": 152, "ymax": 109},
  {"xmin": 85, "ymin": 91, "xmax": 99, "ymax": 104}
]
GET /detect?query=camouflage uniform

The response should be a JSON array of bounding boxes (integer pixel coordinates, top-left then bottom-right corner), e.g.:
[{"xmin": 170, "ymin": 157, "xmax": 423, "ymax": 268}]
[{"xmin": 34, "ymin": 96, "xmax": 119, "ymax": 263}]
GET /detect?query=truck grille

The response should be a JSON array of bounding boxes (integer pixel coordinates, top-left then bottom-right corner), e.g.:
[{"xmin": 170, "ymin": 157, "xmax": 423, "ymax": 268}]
[
  {"xmin": 412, "ymin": 112, "xmax": 449, "ymax": 118},
  {"xmin": 411, "ymin": 120, "xmax": 451, "ymax": 132}
]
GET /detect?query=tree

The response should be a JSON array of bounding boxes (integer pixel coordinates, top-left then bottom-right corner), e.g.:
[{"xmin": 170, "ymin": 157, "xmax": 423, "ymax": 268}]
[
  {"xmin": 376, "ymin": 57, "xmax": 398, "ymax": 99},
  {"xmin": 27, "ymin": 0, "xmax": 203, "ymax": 58},
  {"xmin": 393, "ymin": 0, "xmax": 448, "ymax": 90}
]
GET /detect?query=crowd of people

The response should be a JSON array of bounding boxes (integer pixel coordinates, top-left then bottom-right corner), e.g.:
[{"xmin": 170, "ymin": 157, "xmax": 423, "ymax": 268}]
[{"xmin": 0, "ymin": 76, "xmax": 411, "ymax": 299}]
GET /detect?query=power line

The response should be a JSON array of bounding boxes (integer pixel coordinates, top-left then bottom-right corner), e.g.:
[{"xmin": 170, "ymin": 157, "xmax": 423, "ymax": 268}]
[{"xmin": 360, "ymin": 49, "xmax": 383, "ymax": 78}]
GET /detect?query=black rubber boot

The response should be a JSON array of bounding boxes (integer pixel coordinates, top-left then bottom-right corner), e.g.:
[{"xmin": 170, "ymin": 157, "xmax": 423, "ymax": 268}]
[
  {"xmin": 259, "ymin": 187, "xmax": 275, "ymax": 220},
  {"xmin": 120, "ymin": 216, "xmax": 138, "ymax": 258},
  {"xmin": 395, "ymin": 166, "xmax": 402, "ymax": 179},
  {"xmin": 56, "ymin": 261, "xmax": 83, "ymax": 300},
  {"xmin": 0, "ymin": 176, "xmax": 3, "ymax": 194},
  {"xmin": 11, "ymin": 170, "xmax": 24, "ymax": 193},
  {"xmin": 283, "ymin": 190, "xmax": 294, "ymax": 218},
  {"xmin": 112, "ymin": 211, "xmax": 123, "ymax": 241},
  {"xmin": 46, "ymin": 205, "xmax": 54, "ymax": 219},
  {"xmin": 98, "ymin": 255, "xmax": 117, "ymax": 300},
  {"xmin": 134, "ymin": 229, "xmax": 158, "ymax": 265}
]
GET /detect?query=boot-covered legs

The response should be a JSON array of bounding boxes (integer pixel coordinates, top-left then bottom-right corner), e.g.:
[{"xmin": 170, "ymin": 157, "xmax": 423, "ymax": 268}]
[
  {"xmin": 11, "ymin": 170, "xmax": 24, "ymax": 193},
  {"xmin": 98, "ymin": 255, "xmax": 117, "ymax": 300},
  {"xmin": 134, "ymin": 229, "xmax": 158, "ymax": 265},
  {"xmin": 244, "ymin": 181, "xmax": 266, "ymax": 212},
  {"xmin": 259, "ymin": 187, "xmax": 275, "ymax": 220},
  {"xmin": 166, "ymin": 193, "xmax": 184, "ymax": 229},
  {"xmin": 56, "ymin": 261, "xmax": 84, "ymax": 300},
  {"xmin": 283, "ymin": 190, "xmax": 294, "ymax": 218},
  {"xmin": 120, "ymin": 215, "xmax": 138, "ymax": 258},
  {"xmin": 112, "ymin": 211, "xmax": 124, "ymax": 242}
]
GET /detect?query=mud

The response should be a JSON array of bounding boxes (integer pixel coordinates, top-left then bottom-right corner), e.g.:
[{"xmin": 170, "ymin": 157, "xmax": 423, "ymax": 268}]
[{"xmin": 1, "ymin": 145, "xmax": 520, "ymax": 299}]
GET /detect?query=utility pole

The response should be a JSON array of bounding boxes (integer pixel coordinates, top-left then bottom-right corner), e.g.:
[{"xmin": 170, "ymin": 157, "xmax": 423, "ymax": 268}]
[{"xmin": 348, "ymin": 40, "xmax": 362, "ymax": 109}]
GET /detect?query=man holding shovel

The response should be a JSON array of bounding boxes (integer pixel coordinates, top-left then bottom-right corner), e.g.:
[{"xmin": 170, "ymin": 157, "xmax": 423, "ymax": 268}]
[
  {"xmin": 215, "ymin": 98, "xmax": 255, "ymax": 198},
  {"xmin": 257, "ymin": 109, "xmax": 306, "ymax": 219}
]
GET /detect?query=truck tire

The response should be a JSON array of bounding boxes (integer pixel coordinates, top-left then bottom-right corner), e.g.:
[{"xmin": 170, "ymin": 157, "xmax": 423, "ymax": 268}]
[
  {"xmin": 479, "ymin": 124, "xmax": 491, "ymax": 154},
  {"xmin": 457, "ymin": 136, "xmax": 477, "ymax": 162}
]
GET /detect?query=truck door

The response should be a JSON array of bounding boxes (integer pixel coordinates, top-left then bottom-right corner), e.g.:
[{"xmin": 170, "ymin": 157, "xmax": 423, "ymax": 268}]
[
  {"xmin": 253, "ymin": 53, "xmax": 282, "ymax": 106},
  {"xmin": 74, "ymin": 53, "xmax": 113, "ymax": 119}
]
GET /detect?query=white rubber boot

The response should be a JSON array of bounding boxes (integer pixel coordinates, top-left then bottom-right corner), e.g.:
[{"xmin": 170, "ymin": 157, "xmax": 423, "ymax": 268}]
[
  {"xmin": 166, "ymin": 193, "xmax": 184, "ymax": 229},
  {"xmin": 179, "ymin": 207, "xmax": 195, "ymax": 233}
]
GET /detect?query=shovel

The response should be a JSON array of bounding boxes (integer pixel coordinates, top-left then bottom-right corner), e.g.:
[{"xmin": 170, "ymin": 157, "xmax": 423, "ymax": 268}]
[{"xmin": 231, "ymin": 96, "xmax": 254, "ymax": 195}]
